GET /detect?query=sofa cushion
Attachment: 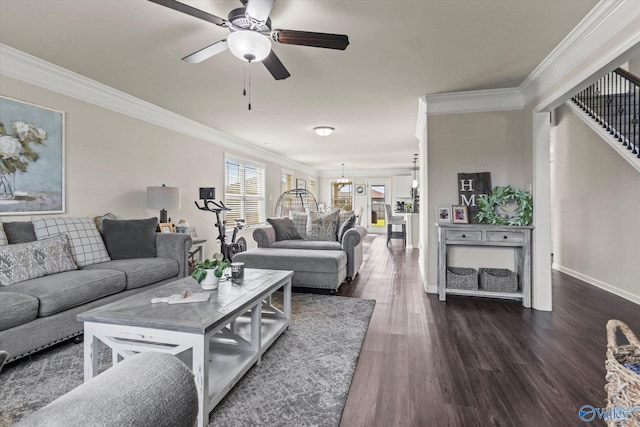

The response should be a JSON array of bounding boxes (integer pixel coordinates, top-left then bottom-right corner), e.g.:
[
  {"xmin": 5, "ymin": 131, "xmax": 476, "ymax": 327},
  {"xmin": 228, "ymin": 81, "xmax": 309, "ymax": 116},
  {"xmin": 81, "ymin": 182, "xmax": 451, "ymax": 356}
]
[
  {"xmin": 0, "ymin": 235, "xmax": 78, "ymax": 286},
  {"xmin": 7, "ymin": 269, "xmax": 126, "ymax": 317},
  {"xmin": 83, "ymin": 258, "xmax": 178, "ymax": 290},
  {"xmin": 267, "ymin": 217, "xmax": 301, "ymax": 241},
  {"xmin": 0, "ymin": 291, "xmax": 39, "ymax": 331},
  {"xmin": 101, "ymin": 218, "xmax": 157, "ymax": 259},
  {"xmin": 270, "ymin": 240, "xmax": 342, "ymax": 250},
  {"xmin": 234, "ymin": 248, "xmax": 347, "ymax": 273},
  {"xmin": 3, "ymin": 221, "xmax": 37, "ymax": 244},
  {"xmin": 288, "ymin": 211, "xmax": 308, "ymax": 240},
  {"xmin": 33, "ymin": 218, "xmax": 111, "ymax": 267},
  {"xmin": 338, "ymin": 214, "xmax": 356, "ymax": 242},
  {"xmin": 0, "ymin": 219, "xmax": 7, "ymax": 245},
  {"xmin": 306, "ymin": 210, "xmax": 339, "ymax": 241}
]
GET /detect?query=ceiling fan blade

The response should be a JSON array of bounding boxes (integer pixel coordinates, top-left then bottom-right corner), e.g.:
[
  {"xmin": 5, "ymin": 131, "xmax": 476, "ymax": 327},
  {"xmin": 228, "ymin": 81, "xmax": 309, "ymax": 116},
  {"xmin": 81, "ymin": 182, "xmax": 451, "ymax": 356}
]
[
  {"xmin": 148, "ymin": 0, "xmax": 227, "ymax": 27},
  {"xmin": 245, "ymin": 0, "xmax": 275, "ymax": 23},
  {"xmin": 271, "ymin": 29, "xmax": 349, "ymax": 50},
  {"xmin": 182, "ymin": 40, "xmax": 228, "ymax": 63},
  {"xmin": 263, "ymin": 50, "xmax": 290, "ymax": 80}
]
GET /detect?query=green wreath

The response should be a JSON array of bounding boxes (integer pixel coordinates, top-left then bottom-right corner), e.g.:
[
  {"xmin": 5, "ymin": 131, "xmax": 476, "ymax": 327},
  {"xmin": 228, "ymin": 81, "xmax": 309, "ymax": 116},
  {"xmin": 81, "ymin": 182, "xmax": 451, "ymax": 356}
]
[{"xmin": 475, "ymin": 185, "xmax": 533, "ymax": 226}]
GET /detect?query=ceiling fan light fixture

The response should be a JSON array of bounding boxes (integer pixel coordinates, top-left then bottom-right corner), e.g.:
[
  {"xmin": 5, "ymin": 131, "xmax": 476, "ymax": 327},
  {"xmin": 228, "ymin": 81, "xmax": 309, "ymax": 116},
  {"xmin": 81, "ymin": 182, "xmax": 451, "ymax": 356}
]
[
  {"xmin": 227, "ymin": 30, "xmax": 272, "ymax": 62},
  {"xmin": 314, "ymin": 126, "xmax": 334, "ymax": 137}
]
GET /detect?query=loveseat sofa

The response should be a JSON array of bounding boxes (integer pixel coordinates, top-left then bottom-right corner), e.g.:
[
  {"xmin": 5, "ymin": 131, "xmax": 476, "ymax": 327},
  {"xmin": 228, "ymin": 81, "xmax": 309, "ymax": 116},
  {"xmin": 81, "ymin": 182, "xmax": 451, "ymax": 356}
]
[
  {"xmin": 233, "ymin": 210, "xmax": 367, "ymax": 291},
  {"xmin": 0, "ymin": 217, "xmax": 191, "ymax": 363}
]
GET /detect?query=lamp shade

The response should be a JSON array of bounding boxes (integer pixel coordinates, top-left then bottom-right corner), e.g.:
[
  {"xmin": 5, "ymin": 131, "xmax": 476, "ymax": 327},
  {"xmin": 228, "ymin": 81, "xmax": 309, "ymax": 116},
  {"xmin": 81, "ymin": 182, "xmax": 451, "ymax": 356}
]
[
  {"xmin": 146, "ymin": 186, "xmax": 181, "ymax": 210},
  {"xmin": 227, "ymin": 30, "xmax": 272, "ymax": 62}
]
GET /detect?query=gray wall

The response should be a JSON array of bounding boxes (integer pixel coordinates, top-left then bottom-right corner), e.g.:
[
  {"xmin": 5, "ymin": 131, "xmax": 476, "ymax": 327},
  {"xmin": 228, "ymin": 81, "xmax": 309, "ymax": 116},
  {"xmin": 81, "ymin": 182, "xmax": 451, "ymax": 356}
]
[
  {"xmin": 426, "ymin": 110, "xmax": 531, "ymax": 287},
  {"xmin": 0, "ymin": 76, "xmax": 314, "ymax": 254},
  {"xmin": 552, "ymin": 103, "xmax": 640, "ymax": 302}
]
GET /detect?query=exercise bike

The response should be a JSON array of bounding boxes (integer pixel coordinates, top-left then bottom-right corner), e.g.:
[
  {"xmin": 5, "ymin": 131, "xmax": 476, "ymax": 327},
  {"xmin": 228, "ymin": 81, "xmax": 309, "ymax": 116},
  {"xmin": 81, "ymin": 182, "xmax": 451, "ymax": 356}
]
[{"xmin": 194, "ymin": 197, "xmax": 247, "ymax": 262}]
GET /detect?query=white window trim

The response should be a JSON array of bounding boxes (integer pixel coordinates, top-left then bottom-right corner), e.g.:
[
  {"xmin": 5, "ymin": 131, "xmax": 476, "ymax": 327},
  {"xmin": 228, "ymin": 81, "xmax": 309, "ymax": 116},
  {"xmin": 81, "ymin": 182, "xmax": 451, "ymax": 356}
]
[{"xmin": 224, "ymin": 153, "xmax": 266, "ymax": 228}]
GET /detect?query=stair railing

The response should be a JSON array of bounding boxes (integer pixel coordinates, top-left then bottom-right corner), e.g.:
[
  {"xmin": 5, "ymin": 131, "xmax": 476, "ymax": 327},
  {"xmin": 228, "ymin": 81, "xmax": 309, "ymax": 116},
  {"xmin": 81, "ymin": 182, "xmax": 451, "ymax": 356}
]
[{"xmin": 572, "ymin": 68, "xmax": 639, "ymax": 157}]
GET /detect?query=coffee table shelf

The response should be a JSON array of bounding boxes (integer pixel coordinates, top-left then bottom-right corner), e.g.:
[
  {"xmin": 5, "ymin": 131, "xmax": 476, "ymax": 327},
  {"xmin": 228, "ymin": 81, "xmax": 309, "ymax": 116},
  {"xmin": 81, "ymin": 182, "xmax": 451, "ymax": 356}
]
[{"xmin": 78, "ymin": 269, "xmax": 293, "ymax": 427}]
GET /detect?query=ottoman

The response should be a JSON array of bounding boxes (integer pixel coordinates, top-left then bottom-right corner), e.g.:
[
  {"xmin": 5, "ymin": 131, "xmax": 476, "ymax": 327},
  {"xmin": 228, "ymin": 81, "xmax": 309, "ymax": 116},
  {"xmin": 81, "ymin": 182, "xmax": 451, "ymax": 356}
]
[{"xmin": 233, "ymin": 248, "xmax": 347, "ymax": 292}]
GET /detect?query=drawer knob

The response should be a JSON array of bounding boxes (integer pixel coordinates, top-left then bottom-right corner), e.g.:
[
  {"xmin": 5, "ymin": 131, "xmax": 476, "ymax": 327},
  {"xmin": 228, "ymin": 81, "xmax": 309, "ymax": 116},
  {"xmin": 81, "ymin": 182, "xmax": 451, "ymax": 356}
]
[
  {"xmin": 503, "ymin": 235, "xmax": 508, "ymax": 239},
  {"xmin": 462, "ymin": 234, "xmax": 466, "ymax": 238}
]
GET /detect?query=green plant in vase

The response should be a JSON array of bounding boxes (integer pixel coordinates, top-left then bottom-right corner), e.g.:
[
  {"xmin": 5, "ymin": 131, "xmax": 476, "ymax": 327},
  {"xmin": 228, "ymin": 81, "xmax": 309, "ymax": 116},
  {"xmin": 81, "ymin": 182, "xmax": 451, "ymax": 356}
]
[{"xmin": 191, "ymin": 253, "xmax": 230, "ymax": 289}]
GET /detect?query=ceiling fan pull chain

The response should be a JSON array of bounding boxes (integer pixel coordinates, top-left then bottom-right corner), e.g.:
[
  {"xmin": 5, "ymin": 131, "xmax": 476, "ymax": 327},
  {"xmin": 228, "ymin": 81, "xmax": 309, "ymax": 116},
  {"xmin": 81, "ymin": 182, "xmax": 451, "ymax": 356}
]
[
  {"xmin": 243, "ymin": 66, "xmax": 247, "ymax": 97},
  {"xmin": 248, "ymin": 65, "xmax": 252, "ymax": 111}
]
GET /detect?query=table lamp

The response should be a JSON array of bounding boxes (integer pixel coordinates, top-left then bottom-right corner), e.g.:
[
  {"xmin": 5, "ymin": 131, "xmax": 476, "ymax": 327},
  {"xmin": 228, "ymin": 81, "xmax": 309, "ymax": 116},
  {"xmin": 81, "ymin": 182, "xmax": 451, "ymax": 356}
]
[{"xmin": 147, "ymin": 184, "xmax": 180, "ymax": 223}]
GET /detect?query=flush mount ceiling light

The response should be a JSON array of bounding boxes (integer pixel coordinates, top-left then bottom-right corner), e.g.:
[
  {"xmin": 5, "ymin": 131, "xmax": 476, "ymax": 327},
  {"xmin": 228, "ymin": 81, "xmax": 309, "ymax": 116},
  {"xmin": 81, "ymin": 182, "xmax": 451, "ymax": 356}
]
[
  {"xmin": 314, "ymin": 126, "xmax": 334, "ymax": 137},
  {"xmin": 227, "ymin": 30, "xmax": 272, "ymax": 62}
]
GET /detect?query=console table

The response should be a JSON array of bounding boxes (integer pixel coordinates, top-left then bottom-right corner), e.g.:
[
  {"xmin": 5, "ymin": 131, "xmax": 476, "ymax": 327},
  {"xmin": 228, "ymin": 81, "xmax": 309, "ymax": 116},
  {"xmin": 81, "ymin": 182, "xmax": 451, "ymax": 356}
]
[{"xmin": 436, "ymin": 223, "xmax": 533, "ymax": 307}]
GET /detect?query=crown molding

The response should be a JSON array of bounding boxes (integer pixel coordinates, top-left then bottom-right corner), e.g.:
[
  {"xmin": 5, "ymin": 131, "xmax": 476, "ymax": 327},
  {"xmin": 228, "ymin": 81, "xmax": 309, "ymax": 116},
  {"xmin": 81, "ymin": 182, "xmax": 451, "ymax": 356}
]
[
  {"xmin": 318, "ymin": 167, "xmax": 414, "ymax": 178},
  {"xmin": 424, "ymin": 88, "xmax": 524, "ymax": 115},
  {"xmin": 520, "ymin": 0, "xmax": 640, "ymax": 109},
  {"xmin": 0, "ymin": 43, "xmax": 319, "ymax": 176}
]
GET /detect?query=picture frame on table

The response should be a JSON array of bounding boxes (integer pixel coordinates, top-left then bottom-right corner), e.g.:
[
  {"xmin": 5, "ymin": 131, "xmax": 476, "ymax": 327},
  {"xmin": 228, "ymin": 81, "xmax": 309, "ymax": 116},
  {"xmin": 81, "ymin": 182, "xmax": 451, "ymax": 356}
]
[
  {"xmin": 436, "ymin": 206, "xmax": 451, "ymax": 223},
  {"xmin": 159, "ymin": 223, "xmax": 174, "ymax": 233},
  {"xmin": 189, "ymin": 227, "xmax": 198, "ymax": 239},
  {"xmin": 452, "ymin": 205, "xmax": 469, "ymax": 224}
]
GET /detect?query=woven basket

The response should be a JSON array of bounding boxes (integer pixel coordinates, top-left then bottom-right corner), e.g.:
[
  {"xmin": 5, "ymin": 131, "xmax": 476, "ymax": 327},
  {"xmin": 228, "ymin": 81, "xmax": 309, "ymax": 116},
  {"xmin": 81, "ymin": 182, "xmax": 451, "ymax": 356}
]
[
  {"xmin": 479, "ymin": 268, "xmax": 518, "ymax": 292},
  {"xmin": 605, "ymin": 320, "xmax": 640, "ymax": 426},
  {"xmin": 446, "ymin": 267, "xmax": 478, "ymax": 290}
]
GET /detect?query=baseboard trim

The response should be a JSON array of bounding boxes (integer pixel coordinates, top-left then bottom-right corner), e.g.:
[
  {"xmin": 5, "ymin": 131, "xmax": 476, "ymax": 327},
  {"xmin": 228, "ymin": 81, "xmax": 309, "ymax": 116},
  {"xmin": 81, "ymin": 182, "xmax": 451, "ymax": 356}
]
[{"xmin": 553, "ymin": 264, "xmax": 640, "ymax": 305}]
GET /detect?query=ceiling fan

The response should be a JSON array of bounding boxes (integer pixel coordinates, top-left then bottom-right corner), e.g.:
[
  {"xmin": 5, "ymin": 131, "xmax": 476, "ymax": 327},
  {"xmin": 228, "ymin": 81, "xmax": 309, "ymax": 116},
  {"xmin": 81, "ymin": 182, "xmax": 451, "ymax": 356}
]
[{"xmin": 148, "ymin": 0, "xmax": 350, "ymax": 80}]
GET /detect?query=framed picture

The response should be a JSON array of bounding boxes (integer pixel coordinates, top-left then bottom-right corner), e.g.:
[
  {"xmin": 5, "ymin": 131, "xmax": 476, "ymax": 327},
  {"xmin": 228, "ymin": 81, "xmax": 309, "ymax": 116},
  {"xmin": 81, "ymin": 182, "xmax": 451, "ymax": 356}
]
[
  {"xmin": 189, "ymin": 227, "xmax": 198, "ymax": 238},
  {"xmin": 355, "ymin": 184, "xmax": 366, "ymax": 195},
  {"xmin": 159, "ymin": 223, "xmax": 174, "ymax": 233},
  {"xmin": 452, "ymin": 206, "xmax": 469, "ymax": 224},
  {"xmin": 296, "ymin": 179, "xmax": 306, "ymax": 190},
  {"xmin": 436, "ymin": 206, "xmax": 451, "ymax": 223},
  {"xmin": 0, "ymin": 96, "xmax": 65, "ymax": 215}
]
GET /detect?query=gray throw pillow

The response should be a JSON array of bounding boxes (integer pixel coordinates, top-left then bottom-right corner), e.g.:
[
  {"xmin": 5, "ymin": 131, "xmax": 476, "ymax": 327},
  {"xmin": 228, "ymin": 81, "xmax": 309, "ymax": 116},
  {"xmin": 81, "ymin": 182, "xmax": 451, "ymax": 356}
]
[
  {"xmin": 102, "ymin": 218, "xmax": 158, "ymax": 259},
  {"xmin": 267, "ymin": 217, "xmax": 302, "ymax": 241},
  {"xmin": 337, "ymin": 214, "xmax": 356, "ymax": 242},
  {"xmin": 3, "ymin": 221, "xmax": 37, "ymax": 244}
]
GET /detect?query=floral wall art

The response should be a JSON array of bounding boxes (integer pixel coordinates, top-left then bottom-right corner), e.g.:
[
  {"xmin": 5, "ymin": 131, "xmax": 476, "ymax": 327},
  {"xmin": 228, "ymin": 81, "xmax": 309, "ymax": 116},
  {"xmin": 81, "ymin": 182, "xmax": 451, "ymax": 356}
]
[{"xmin": 0, "ymin": 96, "xmax": 64, "ymax": 214}]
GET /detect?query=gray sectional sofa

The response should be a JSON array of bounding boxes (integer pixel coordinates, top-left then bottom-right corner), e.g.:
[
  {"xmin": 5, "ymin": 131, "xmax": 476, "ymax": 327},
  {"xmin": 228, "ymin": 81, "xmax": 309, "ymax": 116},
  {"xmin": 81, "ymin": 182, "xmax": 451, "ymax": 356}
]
[{"xmin": 0, "ymin": 218, "xmax": 192, "ymax": 363}]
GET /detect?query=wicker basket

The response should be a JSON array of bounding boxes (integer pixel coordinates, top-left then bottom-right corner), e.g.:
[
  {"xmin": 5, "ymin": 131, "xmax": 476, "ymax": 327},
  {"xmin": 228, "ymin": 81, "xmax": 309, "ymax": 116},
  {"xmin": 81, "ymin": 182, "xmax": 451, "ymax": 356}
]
[
  {"xmin": 479, "ymin": 268, "xmax": 518, "ymax": 292},
  {"xmin": 605, "ymin": 320, "xmax": 640, "ymax": 426},
  {"xmin": 446, "ymin": 267, "xmax": 478, "ymax": 290}
]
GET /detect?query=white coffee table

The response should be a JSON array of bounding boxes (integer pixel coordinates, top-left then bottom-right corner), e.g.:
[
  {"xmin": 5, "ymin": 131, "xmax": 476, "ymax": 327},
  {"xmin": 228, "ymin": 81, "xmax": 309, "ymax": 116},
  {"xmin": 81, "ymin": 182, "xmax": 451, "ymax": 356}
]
[{"xmin": 78, "ymin": 268, "xmax": 293, "ymax": 427}]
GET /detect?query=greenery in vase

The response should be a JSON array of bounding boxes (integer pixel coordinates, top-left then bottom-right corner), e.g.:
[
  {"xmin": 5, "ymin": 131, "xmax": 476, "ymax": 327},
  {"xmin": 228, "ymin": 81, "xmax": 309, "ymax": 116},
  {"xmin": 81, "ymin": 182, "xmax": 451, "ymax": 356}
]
[
  {"xmin": 475, "ymin": 185, "xmax": 533, "ymax": 226},
  {"xmin": 191, "ymin": 253, "xmax": 230, "ymax": 283}
]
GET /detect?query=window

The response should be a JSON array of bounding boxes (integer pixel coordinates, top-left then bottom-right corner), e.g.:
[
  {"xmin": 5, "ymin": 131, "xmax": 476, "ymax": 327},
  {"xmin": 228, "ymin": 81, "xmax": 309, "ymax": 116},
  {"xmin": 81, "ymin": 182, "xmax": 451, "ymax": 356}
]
[
  {"xmin": 281, "ymin": 169, "xmax": 294, "ymax": 193},
  {"xmin": 225, "ymin": 155, "xmax": 265, "ymax": 227},
  {"xmin": 331, "ymin": 181, "xmax": 353, "ymax": 211}
]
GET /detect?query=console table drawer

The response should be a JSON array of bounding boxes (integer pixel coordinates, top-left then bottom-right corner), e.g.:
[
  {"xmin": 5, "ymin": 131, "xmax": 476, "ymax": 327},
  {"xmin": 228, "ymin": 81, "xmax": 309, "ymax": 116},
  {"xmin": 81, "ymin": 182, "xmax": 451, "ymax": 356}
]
[
  {"xmin": 445, "ymin": 230, "xmax": 482, "ymax": 242},
  {"xmin": 486, "ymin": 231, "xmax": 524, "ymax": 244}
]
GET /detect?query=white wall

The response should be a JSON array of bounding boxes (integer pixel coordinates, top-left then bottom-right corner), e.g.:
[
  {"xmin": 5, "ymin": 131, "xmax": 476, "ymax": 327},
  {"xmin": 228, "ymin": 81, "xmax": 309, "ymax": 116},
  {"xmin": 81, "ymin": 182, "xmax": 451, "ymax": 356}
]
[
  {"xmin": 0, "ymin": 76, "xmax": 306, "ymax": 256},
  {"xmin": 552, "ymin": 103, "xmax": 640, "ymax": 304}
]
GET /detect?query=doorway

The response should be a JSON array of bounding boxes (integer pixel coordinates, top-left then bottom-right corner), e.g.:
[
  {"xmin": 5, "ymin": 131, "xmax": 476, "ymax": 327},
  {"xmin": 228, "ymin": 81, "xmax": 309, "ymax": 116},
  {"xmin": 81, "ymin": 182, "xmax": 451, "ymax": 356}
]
[{"xmin": 366, "ymin": 179, "xmax": 390, "ymax": 233}]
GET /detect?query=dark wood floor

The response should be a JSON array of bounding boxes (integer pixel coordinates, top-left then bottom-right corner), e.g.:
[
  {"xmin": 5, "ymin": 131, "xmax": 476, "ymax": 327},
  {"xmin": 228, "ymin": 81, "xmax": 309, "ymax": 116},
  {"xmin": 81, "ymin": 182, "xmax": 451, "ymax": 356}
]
[{"xmin": 337, "ymin": 235, "xmax": 640, "ymax": 427}]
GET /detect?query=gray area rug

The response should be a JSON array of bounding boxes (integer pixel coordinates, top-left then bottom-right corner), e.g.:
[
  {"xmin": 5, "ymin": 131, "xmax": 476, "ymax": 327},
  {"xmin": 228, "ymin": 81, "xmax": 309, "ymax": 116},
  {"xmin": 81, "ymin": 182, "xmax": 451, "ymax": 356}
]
[{"xmin": 0, "ymin": 293, "xmax": 375, "ymax": 427}]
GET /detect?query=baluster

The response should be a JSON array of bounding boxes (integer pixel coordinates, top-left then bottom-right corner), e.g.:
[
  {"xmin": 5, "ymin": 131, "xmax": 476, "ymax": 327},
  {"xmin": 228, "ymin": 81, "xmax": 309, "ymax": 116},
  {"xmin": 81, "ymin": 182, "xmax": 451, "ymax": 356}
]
[{"xmin": 607, "ymin": 74, "xmax": 613, "ymax": 133}]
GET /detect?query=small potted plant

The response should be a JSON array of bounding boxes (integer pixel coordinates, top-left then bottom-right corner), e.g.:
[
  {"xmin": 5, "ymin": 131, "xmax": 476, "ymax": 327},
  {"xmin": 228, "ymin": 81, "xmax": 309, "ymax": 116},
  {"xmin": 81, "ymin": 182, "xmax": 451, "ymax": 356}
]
[{"xmin": 191, "ymin": 253, "xmax": 230, "ymax": 290}]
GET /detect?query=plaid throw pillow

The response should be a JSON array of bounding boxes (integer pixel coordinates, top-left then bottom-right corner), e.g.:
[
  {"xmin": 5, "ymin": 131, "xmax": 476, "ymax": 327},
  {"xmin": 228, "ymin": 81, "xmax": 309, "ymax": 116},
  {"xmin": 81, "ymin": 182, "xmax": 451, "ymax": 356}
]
[
  {"xmin": 33, "ymin": 217, "xmax": 111, "ymax": 267},
  {"xmin": 288, "ymin": 211, "xmax": 309, "ymax": 240}
]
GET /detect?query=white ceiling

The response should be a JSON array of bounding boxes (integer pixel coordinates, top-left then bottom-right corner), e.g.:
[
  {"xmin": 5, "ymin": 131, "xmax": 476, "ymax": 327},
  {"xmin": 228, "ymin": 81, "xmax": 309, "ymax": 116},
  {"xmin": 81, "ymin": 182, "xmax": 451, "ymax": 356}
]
[{"xmin": 0, "ymin": 0, "xmax": 598, "ymax": 172}]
